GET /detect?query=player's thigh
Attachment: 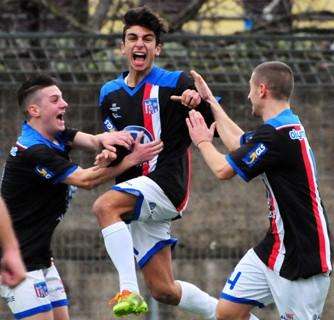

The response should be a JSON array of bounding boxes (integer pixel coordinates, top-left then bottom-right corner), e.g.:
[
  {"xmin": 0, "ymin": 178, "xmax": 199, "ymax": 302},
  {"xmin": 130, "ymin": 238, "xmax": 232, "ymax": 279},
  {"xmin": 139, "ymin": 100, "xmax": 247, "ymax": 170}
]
[
  {"xmin": 94, "ymin": 189, "xmax": 137, "ymax": 215},
  {"xmin": 0, "ymin": 269, "xmax": 53, "ymax": 319},
  {"xmin": 216, "ymin": 299, "xmax": 254, "ymax": 320},
  {"xmin": 45, "ymin": 263, "xmax": 69, "ymax": 320},
  {"xmin": 269, "ymin": 271, "xmax": 330, "ymax": 319},
  {"xmin": 113, "ymin": 176, "xmax": 180, "ymax": 221},
  {"xmin": 129, "ymin": 218, "xmax": 177, "ymax": 270},
  {"xmin": 141, "ymin": 245, "xmax": 175, "ymax": 290},
  {"xmin": 53, "ymin": 306, "xmax": 69, "ymax": 320},
  {"xmin": 220, "ymin": 249, "xmax": 273, "ymax": 318},
  {"xmin": 21, "ymin": 311, "xmax": 54, "ymax": 320}
]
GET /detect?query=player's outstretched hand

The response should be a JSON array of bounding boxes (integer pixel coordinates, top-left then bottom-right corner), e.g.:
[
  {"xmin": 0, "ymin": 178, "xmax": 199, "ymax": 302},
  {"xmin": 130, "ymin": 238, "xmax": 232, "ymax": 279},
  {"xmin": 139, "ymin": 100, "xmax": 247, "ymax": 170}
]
[
  {"xmin": 189, "ymin": 70, "xmax": 216, "ymax": 104},
  {"xmin": 127, "ymin": 132, "xmax": 164, "ymax": 165},
  {"xmin": 94, "ymin": 149, "xmax": 117, "ymax": 168},
  {"xmin": 101, "ymin": 131, "xmax": 134, "ymax": 151},
  {"xmin": 186, "ymin": 110, "xmax": 216, "ymax": 147},
  {"xmin": 170, "ymin": 89, "xmax": 202, "ymax": 109},
  {"xmin": 0, "ymin": 248, "xmax": 26, "ymax": 288}
]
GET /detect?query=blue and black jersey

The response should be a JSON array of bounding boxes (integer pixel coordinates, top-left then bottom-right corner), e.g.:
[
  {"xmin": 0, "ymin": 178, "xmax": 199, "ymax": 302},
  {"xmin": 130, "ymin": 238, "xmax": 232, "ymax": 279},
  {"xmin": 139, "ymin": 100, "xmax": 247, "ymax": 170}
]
[
  {"xmin": 1, "ymin": 123, "xmax": 78, "ymax": 271},
  {"xmin": 99, "ymin": 65, "xmax": 214, "ymax": 211},
  {"xmin": 227, "ymin": 109, "xmax": 332, "ymax": 280}
]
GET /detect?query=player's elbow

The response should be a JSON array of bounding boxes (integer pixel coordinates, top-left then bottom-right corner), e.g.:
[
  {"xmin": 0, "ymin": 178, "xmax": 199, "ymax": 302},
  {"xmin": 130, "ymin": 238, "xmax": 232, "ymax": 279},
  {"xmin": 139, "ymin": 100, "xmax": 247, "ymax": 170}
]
[
  {"xmin": 215, "ymin": 164, "xmax": 234, "ymax": 181},
  {"xmin": 78, "ymin": 180, "xmax": 96, "ymax": 190}
]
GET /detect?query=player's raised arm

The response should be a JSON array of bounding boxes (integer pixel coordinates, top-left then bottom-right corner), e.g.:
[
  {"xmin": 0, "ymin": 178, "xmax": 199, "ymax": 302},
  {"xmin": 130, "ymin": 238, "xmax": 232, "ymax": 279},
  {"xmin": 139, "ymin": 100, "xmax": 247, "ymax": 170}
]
[
  {"xmin": 177, "ymin": 70, "xmax": 244, "ymax": 152},
  {"xmin": 186, "ymin": 110, "xmax": 235, "ymax": 180}
]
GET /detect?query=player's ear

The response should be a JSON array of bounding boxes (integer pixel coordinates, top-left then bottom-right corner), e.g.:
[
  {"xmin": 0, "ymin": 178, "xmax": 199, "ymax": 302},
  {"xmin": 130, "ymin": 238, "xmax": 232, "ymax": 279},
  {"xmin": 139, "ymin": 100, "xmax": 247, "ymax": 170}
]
[
  {"xmin": 27, "ymin": 104, "xmax": 41, "ymax": 118},
  {"xmin": 121, "ymin": 42, "xmax": 126, "ymax": 55},
  {"xmin": 155, "ymin": 44, "xmax": 162, "ymax": 57}
]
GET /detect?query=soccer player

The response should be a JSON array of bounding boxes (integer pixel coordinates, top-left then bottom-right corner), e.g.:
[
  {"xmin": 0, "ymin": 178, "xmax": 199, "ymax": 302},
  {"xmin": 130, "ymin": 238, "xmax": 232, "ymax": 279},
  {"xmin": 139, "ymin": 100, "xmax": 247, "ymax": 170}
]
[
  {"xmin": 0, "ymin": 75, "xmax": 163, "ymax": 320},
  {"xmin": 0, "ymin": 197, "xmax": 26, "ymax": 287},
  {"xmin": 93, "ymin": 6, "xmax": 218, "ymax": 319},
  {"xmin": 183, "ymin": 62, "xmax": 332, "ymax": 320}
]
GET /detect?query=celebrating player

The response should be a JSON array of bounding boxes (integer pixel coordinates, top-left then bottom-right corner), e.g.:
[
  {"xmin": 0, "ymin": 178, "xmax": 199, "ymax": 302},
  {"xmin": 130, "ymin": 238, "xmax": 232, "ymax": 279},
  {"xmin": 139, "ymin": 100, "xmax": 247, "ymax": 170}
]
[
  {"xmin": 0, "ymin": 75, "xmax": 162, "ymax": 320},
  {"xmin": 93, "ymin": 6, "xmax": 218, "ymax": 319},
  {"xmin": 183, "ymin": 62, "xmax": 332, "ymax": 320}
]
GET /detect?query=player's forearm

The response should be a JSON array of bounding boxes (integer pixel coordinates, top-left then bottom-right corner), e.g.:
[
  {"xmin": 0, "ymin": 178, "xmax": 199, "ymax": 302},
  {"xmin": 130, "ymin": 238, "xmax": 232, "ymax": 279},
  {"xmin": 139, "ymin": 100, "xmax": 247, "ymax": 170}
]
[
  {"xmin": 197, "ymin": 141, "xmax": 235, "ymax": 180},
  {"xmin": 72, "ymin": 131, "xmax": 101, "ymax": 151},
  {"xmin": 209, "ymin": 101, "xmax": 244, "ymax": 151},
  {"xmin": 64, "ymin": 166, "xmax": 115, "ymax": 189},
  {"xmin": 0, "ymin": 199, "xmax": 20, "ymax": 252}
]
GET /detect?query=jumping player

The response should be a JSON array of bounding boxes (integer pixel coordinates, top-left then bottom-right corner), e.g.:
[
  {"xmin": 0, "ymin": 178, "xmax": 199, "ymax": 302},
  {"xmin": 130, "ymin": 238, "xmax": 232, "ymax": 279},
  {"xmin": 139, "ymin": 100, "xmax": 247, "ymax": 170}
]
[
  {"xmin": 0, "ymin": 75, "xmax": 163, "ymax": 320},
  {"xmin": 93, "ymin": 6, "xmax": 218, "ymax": 319},
  {"xmin": 183, "ymin": 62, "xmax": 332, "ymax": 320}
]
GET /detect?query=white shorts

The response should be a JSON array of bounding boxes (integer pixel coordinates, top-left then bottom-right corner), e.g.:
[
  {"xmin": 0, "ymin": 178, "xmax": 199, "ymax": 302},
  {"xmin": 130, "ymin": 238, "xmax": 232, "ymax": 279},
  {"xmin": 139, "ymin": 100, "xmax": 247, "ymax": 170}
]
[
  {"xmin": 112, "ymin": 176, "xmax": 179, "ymax": 268},
  {"xmin": 1, "ymin": 263, "xmax": 68, "ymax": 319},
  {"xmin": 221, "ymin": 249, "xmax": 331, "ymax": 319}
]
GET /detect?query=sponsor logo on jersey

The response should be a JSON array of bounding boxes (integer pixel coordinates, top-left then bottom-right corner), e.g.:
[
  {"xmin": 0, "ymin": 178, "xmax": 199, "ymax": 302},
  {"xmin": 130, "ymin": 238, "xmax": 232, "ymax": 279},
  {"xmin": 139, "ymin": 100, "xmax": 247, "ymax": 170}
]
[
  {"xmin": 123, "ymin": 125, "xmax": 154, "ymax": 144},
  {"xmin": 289, "ymin": 128, "xmax": 305, "ymax": 140},
  {"xmin": 34, "ymin": 281, "xmax": 49, "ymax": 298},
  {"xmin": 35, "ymin": 166, "xmax": 55, "ymax": 179},
  {"xmin": 104, "ymin": 117, "xmax": 115, "ymax": 132},
  {"xmin": 242, "ymin": 143, "xmax": 267, "ymax": 167},
  {"xmin": 143, "ymin": 98, "xmax": 159, "ymax": 114}
]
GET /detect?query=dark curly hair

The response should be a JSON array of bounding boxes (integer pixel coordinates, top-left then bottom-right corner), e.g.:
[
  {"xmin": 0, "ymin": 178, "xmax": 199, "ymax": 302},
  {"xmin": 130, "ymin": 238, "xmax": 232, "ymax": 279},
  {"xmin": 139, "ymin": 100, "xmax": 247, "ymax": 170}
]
[{"xmin": 122, "ymin": 6, "xmax": 168, "ymax": 45}]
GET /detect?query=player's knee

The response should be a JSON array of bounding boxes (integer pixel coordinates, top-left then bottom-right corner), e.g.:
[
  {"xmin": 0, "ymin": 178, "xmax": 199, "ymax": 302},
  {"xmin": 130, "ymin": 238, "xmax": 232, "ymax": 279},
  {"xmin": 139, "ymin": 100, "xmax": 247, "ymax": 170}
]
[
  {"xmin": 149, "ymin": 285, "xmax": 179, "ymax": 305},
  {"xmin": 92, "ymin": 195, "xmax": 117, "ymax": 219}
]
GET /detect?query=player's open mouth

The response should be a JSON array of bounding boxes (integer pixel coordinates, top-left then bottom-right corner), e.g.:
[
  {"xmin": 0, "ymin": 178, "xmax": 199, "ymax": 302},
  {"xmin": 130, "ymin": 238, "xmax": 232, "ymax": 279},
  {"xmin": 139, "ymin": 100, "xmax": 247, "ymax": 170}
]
[
  {"xmin": 132, "ymin": 52, "xmax": 146, "ymax": 66},
  {"xmin": 56, "ymin": 113, "xmax": 65, "ymax": 125}
]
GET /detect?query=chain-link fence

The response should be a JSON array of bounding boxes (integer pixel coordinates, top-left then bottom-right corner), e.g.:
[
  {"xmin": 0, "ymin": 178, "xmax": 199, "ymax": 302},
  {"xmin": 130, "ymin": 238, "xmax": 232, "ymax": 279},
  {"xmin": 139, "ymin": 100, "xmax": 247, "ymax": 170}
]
[{"xmin": 0, "ymin": 34, "xmax": 333, "ymax": 319}]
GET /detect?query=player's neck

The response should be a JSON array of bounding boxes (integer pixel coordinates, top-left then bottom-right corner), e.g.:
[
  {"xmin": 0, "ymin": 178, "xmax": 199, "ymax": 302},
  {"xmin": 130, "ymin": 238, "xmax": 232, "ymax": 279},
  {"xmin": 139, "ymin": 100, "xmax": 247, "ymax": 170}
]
[
  {"xmin": 262, "ymin": 101, "xmax": 290, "ymax": 122},
  {"xmin": 28, "ymin": 120, "xmax": 57, "ymax": 142},
  {"xmin": 126, "ymin": 67, "xmax": 153, "ymax": 87}
]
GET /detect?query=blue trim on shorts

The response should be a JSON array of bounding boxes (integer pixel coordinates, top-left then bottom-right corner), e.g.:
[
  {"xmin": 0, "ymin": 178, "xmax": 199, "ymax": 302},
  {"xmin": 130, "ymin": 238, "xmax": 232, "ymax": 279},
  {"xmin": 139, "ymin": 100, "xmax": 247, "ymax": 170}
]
[
  {"xmin": 220, "ymin": 293, "xmax": 265, "ymax": 308},
  {"xmin": 138, "ymin": 238, "xmax": 177, "ymax": 269},
  {"xmin": 51, "ymin": 299, "xmax": 68, "ymax": 308},
  {"xmin": 111, "ymin": 186, "xmax": 144, "ymax": 221},
  {"xmin": 14, "ymin": 304, "xmax": 52, "ymax": 319}
]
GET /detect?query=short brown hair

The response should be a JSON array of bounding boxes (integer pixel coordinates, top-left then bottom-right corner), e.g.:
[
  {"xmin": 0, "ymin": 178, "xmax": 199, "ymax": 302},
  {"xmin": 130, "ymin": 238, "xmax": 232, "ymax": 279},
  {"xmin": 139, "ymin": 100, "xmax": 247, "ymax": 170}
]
[
  {"xmin": 122, "ymin": 6, "xmax": 168, "ymax": 45},
  {"xmin": 253, "ymin": 61, "xmax": 294, "ymax": 100},
  {"xmin": 17, "ymin": 75, "xmax": 58, "ymax": 118}
]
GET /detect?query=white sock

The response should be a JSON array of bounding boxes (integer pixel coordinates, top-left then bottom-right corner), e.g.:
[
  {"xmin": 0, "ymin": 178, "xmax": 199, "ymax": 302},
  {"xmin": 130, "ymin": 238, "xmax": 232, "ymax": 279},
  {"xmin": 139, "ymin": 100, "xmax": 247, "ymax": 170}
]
[
  {"xmin": 102, "ymin": 221, "xmax": 139, "ymax": 293},
  {"xmin": 249, "ymin": 314, "xmax": 260, "ymax": 320},
  {"xmin": 177, "ymin": 280, "xmax": 218, "ymax": 320}
]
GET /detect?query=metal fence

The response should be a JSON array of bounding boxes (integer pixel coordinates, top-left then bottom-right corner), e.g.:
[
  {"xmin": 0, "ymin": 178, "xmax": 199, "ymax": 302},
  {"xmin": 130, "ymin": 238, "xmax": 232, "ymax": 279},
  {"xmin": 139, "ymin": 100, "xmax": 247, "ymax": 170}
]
[{"xmin": 0, "ymin": 34, "xmax": 333, "ymax": 319}]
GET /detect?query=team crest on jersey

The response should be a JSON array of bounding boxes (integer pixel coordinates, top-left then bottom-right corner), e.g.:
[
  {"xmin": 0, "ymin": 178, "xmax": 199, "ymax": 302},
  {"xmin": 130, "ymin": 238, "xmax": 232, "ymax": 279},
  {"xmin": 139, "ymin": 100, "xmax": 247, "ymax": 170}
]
[
  {"xmin": 289, "ymin": 128, "xmax": 305, "ymax": 140},
  {"xmin": 143, "ymin": 98, "xmax": 159, "ymax": 114},
  {"xmin": 242, "ymin": 143, "xmax": 267, "ymax": 167},
  {"xmin": 34, "ymin": 282, "xmax": 48, "ymax": 298},
  {"xmin": 35, "ymin": 166, "xmax": 55, "ymax": 179}
]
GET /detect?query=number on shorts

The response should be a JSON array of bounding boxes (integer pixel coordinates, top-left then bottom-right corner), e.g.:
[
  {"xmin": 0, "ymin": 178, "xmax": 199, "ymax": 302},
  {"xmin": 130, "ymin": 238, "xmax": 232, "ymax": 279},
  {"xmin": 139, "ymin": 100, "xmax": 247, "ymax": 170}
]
[{"xmin": 227, "ymin": 271, "xmax": 241, "ymax": 290}]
